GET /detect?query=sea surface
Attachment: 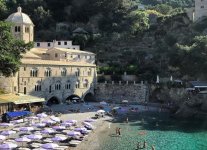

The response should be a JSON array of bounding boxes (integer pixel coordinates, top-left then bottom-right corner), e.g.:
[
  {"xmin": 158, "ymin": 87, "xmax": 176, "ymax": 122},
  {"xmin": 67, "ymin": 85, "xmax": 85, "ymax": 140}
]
[{"xmin": 97, "ymin": 111, "xmax": 207, "ymax": 150}]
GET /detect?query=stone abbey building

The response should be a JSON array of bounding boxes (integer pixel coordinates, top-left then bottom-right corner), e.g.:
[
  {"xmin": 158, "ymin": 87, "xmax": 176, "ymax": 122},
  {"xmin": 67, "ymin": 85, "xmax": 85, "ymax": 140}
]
[{"xmin": 0, "ymin": 7, "xmax": 97, "ymax": 106}]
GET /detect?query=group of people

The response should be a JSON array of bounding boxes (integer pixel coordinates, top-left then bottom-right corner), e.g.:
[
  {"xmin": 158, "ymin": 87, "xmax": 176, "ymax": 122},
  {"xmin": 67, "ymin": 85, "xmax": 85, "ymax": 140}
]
[{"xmin": 137, "ymin": 140, "xmax": 155, "ymax": 150}]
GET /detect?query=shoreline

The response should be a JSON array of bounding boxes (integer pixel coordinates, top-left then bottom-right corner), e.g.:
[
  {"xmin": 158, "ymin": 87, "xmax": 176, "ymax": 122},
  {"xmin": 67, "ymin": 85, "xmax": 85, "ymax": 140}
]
[{"xmin": 71, "ymin": 118, "xmax": 110, "ymax": 150}]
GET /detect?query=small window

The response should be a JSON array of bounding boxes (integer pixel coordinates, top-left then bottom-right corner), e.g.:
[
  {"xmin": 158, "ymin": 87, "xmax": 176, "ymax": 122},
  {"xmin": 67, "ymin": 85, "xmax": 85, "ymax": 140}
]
[
  {"xmin": 64, "ymin": 41, "xmax": 67, "ymax": 45},
  {"xmin": 14, "ymin": 86, "xmax": 16, "ymax": 92},
  {"xmin": 49, "ymin": 85, "xmax": 52, "ymax": 93},
  {"xmin": 58, "ymin": 41, "xmax": 61, "ymax": 45},
  {"xmin": 30, "ymin": 69, "xmax": 38, "ymax": 77},
  {"xmin": 55, "ymin": 53, "xmax": 58, "ymax": 58},
  {"xmin": 78, "ymin": 55, "xmax": 80, "ymax": 59},
  {"xmin": 25, "ymin": 27, "xmax": 29, "ymax": 33},
  {"xmin": 18, "ymin": 26, "xmax": 21, "ymax": 32},
  {"xmin": 35, "ymin": 85, "xmax": 41, "ymax": 91},
  {"xmin": 71, "ymin": 55, "xmax": 73, "ymax": 58},
  {"xmin": 24, "ymin": 67, "xmax": 26, "ymax": 71},
  {"xmin": 24, "ymin": 81, "xmax": 26, "ymax": 85},
  {"xmin": 48, "ymin": 43, "xmax": 51, "ymax": 47},
  {"xmin": 37, "ymin": 43, "xmax": 40, "ymax": 47},
  {"xmin": 65, "ymin": 52, "xmax": 67, "ymax": 58},
  {"xmin": 15, "ymin": 26, "xmax": 18, "ymax": 32}
]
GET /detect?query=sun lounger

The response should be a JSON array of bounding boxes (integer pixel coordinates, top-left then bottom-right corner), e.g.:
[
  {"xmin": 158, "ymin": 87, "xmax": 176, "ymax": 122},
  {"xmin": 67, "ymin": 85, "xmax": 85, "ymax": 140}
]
[{"xmin": 69, "ymin": 140, "xmax": 81, "ymax": 147}]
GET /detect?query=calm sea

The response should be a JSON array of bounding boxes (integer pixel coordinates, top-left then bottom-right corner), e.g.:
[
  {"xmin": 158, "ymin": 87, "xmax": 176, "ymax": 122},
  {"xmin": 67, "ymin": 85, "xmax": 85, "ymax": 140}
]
[{"xmin": 97, "ymin": 112, "xmax": 207, "ymax": 150}]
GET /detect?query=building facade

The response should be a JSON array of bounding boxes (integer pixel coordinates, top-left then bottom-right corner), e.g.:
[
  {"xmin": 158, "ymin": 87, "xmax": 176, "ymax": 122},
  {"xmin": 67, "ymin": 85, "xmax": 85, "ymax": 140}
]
[
  {"xmin": 0, "ymin": 7, "xmax": 97, "ymax": 104},
  {"xmin": 194, "ymin": 0, "xmax": 207, "ymax": 21}
]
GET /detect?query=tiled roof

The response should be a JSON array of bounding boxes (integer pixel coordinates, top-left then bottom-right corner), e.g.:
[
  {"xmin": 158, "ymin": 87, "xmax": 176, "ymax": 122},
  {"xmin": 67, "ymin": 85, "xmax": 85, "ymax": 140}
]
[{"xmin": 21, "ymin": 59, "xmax": 96, "ymax": 67}]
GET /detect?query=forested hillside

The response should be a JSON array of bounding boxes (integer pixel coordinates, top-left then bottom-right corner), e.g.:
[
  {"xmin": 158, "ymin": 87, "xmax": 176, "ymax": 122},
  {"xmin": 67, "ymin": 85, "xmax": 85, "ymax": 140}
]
[{"xmin": 2, "ymin": 0, "xmax": 207, "ymax": 82}]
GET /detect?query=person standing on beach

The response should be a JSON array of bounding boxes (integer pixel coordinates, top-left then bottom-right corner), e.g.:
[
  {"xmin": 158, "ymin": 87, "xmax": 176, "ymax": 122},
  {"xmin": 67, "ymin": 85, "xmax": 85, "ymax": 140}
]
[
  {"xmin": 137, "ymin": 142, "xmax": 141, "ymax": 149},
  {"xmin": 115, "ymin": 127, "xmax": 118, "ymax": 135},
  {"xmin": 118, "ymin": 128, "xmax": 121, "ymax": 136},
  {"xmin": 143, "ymin": 140, "xmax": 147, "ymax": 148}
]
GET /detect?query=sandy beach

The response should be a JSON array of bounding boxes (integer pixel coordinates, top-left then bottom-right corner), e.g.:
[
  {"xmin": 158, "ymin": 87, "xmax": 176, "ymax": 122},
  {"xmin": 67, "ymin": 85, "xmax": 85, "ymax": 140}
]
[{"xmin": 51, "ymin": 103, "xmax": 113, "ymax": 150}]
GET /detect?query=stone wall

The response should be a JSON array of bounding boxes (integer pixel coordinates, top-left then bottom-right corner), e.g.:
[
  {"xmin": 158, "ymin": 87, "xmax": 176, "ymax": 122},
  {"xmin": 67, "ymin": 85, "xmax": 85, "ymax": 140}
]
[{"xmin": 95, "ymin": 82, "xmax": 149, "ymax": 103}]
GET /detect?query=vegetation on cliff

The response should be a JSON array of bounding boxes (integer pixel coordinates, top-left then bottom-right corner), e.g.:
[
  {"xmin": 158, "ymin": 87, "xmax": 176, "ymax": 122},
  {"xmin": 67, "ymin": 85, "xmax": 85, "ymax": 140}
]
[{"xmin": 2, "ymin": 0, "xmax": 207, "ymax": 81}]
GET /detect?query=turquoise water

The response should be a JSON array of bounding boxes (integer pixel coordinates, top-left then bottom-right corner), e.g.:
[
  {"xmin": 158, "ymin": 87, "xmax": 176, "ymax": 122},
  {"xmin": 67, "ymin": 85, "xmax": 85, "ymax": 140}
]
[{"xmin": 98, "ymin": 112, "xmax": 207, "ymax": 150}]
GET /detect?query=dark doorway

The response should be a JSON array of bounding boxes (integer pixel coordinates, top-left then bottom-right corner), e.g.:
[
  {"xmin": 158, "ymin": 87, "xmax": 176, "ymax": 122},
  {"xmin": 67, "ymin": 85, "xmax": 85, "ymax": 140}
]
[
  {"xmin": 47, "ymin": 97, "xmax": 60, "ymax": 106},
  {"xmin": 24, "ymin": 87, "xmax": 26, "ymax": 94},
  {"xmin": 66, "ymin": 95, "xmax": 81, "ymax": 102},
  {"xmin": 84, "ymin": 93, "xmax": 96, "ymax": 102}
]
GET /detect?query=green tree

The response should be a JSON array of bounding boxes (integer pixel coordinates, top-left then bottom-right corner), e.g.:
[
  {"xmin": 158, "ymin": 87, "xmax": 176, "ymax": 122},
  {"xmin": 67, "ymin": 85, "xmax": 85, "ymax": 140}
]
[
  {"xmin": 152, "ymin": 4, "xmax": 173, "ymax": 15},
  {"xmin": 0, "ymin": 0, "xmax": 7, "ymax": 19},
  {"xmin": 127, "ymin": 10, "xmax": 149, "ymax": 34},
  {"xmin": 0, "ymin": 21, "xmax": 33, "ymax": 76},
  {"xmin": 33, "ymin": 6, "xmax": 53, "ymax": 29}
]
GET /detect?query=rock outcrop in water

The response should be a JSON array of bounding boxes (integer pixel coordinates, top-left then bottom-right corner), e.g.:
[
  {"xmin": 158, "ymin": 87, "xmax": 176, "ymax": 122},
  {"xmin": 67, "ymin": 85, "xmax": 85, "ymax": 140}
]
[{"xmin": 150, "ymin": 85, "xmax": 207, "ymax": 119}]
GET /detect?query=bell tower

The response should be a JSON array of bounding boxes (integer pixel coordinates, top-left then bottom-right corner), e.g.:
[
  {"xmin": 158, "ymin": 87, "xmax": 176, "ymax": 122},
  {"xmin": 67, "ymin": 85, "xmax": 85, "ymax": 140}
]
[{"xmin": 6, "ymin": 7, "xmax": 34, "ymax": 43}]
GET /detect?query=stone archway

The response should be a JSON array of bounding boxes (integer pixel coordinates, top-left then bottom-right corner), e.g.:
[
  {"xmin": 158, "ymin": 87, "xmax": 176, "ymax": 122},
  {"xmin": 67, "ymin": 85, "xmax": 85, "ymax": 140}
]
[
  {"xmin": 47, "ymin": 96, "xmax": 60, "ymax": 106},
  {"xmin": 84, "ymin": 93, "xmax": 96, "ymax": 102},
  {"xmin": 66, "ymin": 94, "xmax": 81, "ymax": 102}
]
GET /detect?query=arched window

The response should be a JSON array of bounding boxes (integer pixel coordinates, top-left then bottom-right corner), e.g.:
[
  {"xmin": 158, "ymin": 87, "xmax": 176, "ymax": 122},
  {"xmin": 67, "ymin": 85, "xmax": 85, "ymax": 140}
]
[
  {"xmin": 61, "ymin": 68, "xmax": 67, "ymax": 76},
  {"xmin": 30, "ymin": 68, "xmax": 38, "ymax": 77},
  {"xmin": 88, "ymin": 68, "xmax": 92, "ymax": 76},
  {"xmin": 75, "ymin": 68, "xmax": 80, "ymax": 77},
  {"xmin": 65, "ymin": 80, "xmax": 71, "ymax": 89},
  {"xmin": 45, "ymin": 68, "xmax": 52, "ymax": 77},
  {"xmin": 76, "ymin": 80, "xmax": 80, "ymax": 89},
  {"xmin": 35, "ymin": 81, "xmax": 41, "ymax": 92},
  {"xmin": 83, "ymin": 79, "xmax": 88, "ymax": 88},
  {"xmin": 55, "ymin": 81, "xmax": 61, "ymax": 90}
]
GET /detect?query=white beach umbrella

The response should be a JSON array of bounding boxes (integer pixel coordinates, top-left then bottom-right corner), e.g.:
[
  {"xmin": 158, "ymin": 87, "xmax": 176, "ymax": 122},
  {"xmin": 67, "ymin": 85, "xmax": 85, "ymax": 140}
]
[
  {"xmin": 50, "ymin": 116, "xmax": 60, "ymax": 122},
  {"xmin": 10, "ymin": 119, "xmax": 24, "ymax": 124},
  {"xmin": 41, "ymin": 143, "xmax": 59, "ymax": 149},
  {"xmin": 100, "ymin": 101, "xmax": 107, "ymax": 105},
  {"xmin": 41, "ymin": 128, "xmax": 56, "ymax": 134},
  {"xmin": 1, "ymin": 130, "xmax": 16, "ymax": 136},
  {"xmin": 0, "ymin": 135, "xmax": 6, "ymax": 141},
  {"xmin": 33, "ymin": 123, "xmax": 46, "ymax": 128},
  {"xmin": 0, "ymin": 143, "xmax": 18, "ymax": 149},
  {"xmin": 122, "ymin": 100, "xmax": 128, "ymax": 103},
  {"xmin": 20, "ymin": 127, "xmax": 35, "ymax": 132},
  {"xmin": 26, "ymin": 116, "xmax": 39, "ymax": 120},
  {"xmin": 15, "ymin": 137, "xmax": 31, "ymax": 142},
  {"xmin": 42, "ymin": 119, "xmax": 56, "ymax": 124},
  {"xmin": 37, "ymin": 113, "xmax": 47, "ymax": 118},
  {"xmin": 67, "ymin": 131, "xmax": 81, "ymax": 136},
  {"xmin": 15, "ymin": 137, "xmax": 31, "ymax": 147},
  {"xmin": 0, "ymin": 123, "xmax": 13, "ymax": 127},
  {"xmin": 27, "ymin": 134, "xmax": 43, "ymax": 140},
  {"xmin": 74, "ymin": 127, "xmax": 87, "ymax": 132},
  {"xmin": 97, "ymin": 110, "xmax": 105, "ymax": 113},
  {"xmin": 83, "ymin": 122, "xmax": 92, "ymax": 126},
  {"xmin": 61, "ymin": 122, "xmax": 73, "ymax": 127},
  {"xmin": 52, "ymin": 126, "xmax": 66, "ymax": 130},
  {"xmin": 51, "ymin": 136, "xmax": 67, "ymax": 142},
  {"xmin": 65, "ymin": 120, "xmax": 77, "ymax": 125}
]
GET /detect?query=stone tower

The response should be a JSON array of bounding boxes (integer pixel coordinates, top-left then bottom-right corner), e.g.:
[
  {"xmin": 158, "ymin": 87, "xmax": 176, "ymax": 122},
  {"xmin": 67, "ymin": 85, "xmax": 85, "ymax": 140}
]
[
  {"xmin": 194, "ymin": 0, "xmax": 207, "ymax": 21},
  {"xmin": 6, "ymin": 7, "xmax": 34, "ymax": 43}
]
